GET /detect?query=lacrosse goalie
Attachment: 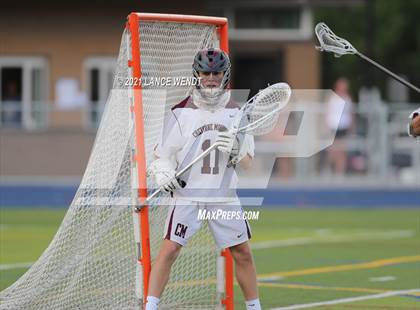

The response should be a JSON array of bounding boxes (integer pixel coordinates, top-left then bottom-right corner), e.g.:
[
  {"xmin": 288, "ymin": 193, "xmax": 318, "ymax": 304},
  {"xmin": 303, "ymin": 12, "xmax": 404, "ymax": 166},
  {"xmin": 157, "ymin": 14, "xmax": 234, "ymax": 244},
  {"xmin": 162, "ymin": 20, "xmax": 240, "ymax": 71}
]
[{"xmin": 144, "ymin": 48, "xmax": 261, "ymax": 310}]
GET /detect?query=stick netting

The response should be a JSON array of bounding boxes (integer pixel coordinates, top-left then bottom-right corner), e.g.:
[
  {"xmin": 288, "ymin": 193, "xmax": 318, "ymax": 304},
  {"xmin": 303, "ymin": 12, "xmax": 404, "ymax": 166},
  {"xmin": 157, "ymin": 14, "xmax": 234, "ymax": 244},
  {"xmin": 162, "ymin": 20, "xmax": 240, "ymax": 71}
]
[
  {"xmin": 0, "ymin": 19, "xmax": 223, "ymax": 310},
  {"xmin": 243, "ymin": 83, "xmax": 291, "ymax": 136},
  {"xmin": 315, "ymin": 22, "xmax": 357, "ymax": 57}
]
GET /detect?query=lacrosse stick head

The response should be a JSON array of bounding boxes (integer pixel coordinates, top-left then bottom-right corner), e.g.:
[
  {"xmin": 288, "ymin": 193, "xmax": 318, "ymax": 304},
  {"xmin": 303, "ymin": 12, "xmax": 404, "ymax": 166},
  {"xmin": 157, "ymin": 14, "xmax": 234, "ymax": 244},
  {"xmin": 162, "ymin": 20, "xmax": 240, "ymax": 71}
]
[
  {"xmin": 315, "ymin": 22, "xmax": 357, "ymax": 57},
  {"xmin": 243, "ymin": 82, "xmax": 291, "ymax": 136}
]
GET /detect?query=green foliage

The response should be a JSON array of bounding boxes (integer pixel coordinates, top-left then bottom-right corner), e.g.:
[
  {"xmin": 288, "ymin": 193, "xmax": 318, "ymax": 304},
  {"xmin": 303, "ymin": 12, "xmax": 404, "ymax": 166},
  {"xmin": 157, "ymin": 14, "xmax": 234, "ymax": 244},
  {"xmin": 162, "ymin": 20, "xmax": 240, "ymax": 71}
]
[{"xmin": 314, "ymin": 1, "xmax": 420, "ymax": 102}]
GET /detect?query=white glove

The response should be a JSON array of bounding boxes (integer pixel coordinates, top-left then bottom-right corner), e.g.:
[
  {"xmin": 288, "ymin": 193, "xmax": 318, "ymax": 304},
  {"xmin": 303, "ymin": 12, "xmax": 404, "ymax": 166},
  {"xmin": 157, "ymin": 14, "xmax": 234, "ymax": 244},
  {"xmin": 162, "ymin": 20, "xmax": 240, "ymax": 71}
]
[
  {"xmin": 148, "ymin": 158, "xmax": 183, "ymax": 192},
  {"xmin": 229, "ymin": 134, "xmax": 254, "ymax": 165},
  {"xmin": 215, "ymin": 130, "xmax": 240, "ymax": 156},
  {"xmin": 155, "ymin": 171, "xmax": 183, "ymax": 192}
]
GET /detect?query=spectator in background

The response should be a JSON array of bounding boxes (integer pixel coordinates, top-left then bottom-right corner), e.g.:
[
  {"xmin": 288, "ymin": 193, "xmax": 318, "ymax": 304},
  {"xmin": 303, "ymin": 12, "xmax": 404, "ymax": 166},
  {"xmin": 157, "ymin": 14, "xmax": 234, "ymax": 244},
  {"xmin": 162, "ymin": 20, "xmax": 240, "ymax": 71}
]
[
  {"xmin": 408, "ymin": 108, "xmax": 420, "ymax": 138},
  {"xmin": 326, "ymin": 77, "xmax": 355, "ymax": 175}
]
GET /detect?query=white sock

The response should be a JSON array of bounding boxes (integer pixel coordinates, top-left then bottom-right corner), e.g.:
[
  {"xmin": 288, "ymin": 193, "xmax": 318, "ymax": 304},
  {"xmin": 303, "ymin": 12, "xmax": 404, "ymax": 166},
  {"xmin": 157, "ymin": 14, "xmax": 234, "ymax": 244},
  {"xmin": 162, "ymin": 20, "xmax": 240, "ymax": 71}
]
[
  {"xmin": 245, "ymin": 298, "xmax": 261, "ymax": 310},
  {"xmin": 145, "ymin": 296, "xmax": 160, "ymax": 310}
]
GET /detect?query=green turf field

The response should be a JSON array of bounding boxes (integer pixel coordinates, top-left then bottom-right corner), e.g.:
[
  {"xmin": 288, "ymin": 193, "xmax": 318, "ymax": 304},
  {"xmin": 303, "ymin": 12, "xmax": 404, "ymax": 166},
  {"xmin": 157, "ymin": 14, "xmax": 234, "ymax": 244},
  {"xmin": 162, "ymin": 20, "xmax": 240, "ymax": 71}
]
[{"xmin": 1, "ymin": 208, "xmax": 419, "ymax": 309}]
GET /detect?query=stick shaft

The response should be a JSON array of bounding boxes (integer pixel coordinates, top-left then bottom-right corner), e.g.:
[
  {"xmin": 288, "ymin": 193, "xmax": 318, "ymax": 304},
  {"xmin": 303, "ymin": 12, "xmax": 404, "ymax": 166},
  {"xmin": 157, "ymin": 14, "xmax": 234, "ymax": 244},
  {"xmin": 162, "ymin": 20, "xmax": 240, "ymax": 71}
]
[
  {"xmin": 141, "ymin": 143, "xmax": 218, "ymax": 205},
  {"xmin": 140, "ymin": 102, "xmax": 284, "ymax": 208},
  {"xmin": 139, "ymin": 101, "xmax": 248, "ymax": 207},
  {"xmin": 356, "ymin": 51, "xmax": 420, "ymax": 93},
  {"xmin": 174, "ymin": 143, "xmax": 218, "ymax": 182},
  {"xmin": 137, "ymin": 84, "xmax": 289, "ymax": 210}
]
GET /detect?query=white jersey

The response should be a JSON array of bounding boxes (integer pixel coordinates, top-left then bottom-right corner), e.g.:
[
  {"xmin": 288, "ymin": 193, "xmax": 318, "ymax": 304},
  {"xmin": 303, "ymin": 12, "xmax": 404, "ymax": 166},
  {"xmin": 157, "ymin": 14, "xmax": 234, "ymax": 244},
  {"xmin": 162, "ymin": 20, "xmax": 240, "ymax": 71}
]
[{"xmin": 154, "ymin": 95, "xmax": 254, "ymax": 202}]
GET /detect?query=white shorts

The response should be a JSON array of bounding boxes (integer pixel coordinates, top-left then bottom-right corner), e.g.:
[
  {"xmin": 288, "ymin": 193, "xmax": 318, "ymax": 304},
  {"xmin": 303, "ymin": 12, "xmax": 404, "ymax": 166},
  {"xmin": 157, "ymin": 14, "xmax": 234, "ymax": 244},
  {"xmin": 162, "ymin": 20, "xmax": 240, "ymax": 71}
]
[{"xmin": 163, "ymin": 198, "xmax": 252, "ymax": 249}]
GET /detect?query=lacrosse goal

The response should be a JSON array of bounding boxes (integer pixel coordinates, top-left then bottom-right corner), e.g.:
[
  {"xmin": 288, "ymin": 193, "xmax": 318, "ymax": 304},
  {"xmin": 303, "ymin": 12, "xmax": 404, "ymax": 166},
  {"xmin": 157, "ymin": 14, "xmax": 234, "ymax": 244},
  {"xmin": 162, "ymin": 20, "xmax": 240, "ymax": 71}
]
[{"xmin": 0, "ymin": 13, "xmax": 234, "ymax": 310}]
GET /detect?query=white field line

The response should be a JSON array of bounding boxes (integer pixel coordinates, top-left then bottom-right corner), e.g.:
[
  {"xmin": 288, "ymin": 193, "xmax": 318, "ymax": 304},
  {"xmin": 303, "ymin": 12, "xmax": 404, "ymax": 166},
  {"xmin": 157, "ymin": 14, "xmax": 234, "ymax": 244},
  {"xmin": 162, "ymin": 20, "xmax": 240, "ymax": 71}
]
[
  {"xmin": 369, "ymin": 276, "xmax": 396, "ymax": 282},
  {"xmin": 270, "ymin": 288, "xmax": 420, "ymax": 310},
  {"xmin": 251, "ymin": 230, "xmax": 413, "ymax": 250},
  {"xmin": 0, "ymin": 230, "xmax": 413, "ymax": 271},
  {"xmin": 0, "ymin": 262, "xmax": 33, "ymax": 270}
]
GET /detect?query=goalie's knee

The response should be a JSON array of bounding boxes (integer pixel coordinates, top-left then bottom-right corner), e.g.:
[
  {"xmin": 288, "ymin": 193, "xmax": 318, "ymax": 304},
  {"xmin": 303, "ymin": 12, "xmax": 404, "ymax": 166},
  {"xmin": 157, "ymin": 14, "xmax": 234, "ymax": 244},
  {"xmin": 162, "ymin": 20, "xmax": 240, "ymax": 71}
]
[
  {"xmin": 159, "ymin": 239, "xmax": 182, "ymax": 263},
  {"xmin": 230, "ymin": 242, "xmax": 253, "ymax": 265}
]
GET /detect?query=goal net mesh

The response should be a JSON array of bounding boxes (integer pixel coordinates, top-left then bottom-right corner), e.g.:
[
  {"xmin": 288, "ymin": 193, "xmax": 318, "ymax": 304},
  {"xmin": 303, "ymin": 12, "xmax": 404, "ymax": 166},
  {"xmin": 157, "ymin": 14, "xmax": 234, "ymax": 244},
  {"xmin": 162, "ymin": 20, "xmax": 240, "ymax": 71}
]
[{"xmin": 0, "ymin": 19, "xmax": 222, "ymax": 310}]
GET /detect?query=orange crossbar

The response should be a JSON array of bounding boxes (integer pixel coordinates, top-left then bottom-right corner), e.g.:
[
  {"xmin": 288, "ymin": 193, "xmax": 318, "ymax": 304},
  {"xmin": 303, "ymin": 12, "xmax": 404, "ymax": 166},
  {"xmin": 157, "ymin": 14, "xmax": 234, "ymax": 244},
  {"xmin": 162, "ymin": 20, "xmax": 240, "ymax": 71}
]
[{"xmin": 133, "ymin": 13, "xmax": 227, "ymax": 26}]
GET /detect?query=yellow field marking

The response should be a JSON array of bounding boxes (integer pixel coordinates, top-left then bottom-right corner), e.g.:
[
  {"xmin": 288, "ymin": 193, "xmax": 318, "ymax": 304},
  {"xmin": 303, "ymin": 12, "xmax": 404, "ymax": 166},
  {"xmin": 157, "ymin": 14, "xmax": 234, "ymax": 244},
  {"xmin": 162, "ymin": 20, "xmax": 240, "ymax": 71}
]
[
  {"xmin": 168, "ymin": 280, "xmax": 420, "ymax": 298},
  {"xmin": 167, "ymin": 255, "xmax": 420, "ymax": 294},
  {"xmin": 166, "ymin": 279, "xmax": 215, "ymax": 288},
  {"xmin": 258, "ymin": 255, "xmax": 420, "ymax": 279}
]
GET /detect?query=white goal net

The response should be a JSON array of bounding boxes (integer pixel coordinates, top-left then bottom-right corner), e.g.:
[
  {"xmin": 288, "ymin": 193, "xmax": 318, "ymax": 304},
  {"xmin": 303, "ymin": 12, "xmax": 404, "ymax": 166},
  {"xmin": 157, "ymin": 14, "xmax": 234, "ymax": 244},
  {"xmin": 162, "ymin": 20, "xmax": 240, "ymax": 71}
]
[{"xmin": 1, "ymin": 16, "xmax": 227, "ymax": 310}]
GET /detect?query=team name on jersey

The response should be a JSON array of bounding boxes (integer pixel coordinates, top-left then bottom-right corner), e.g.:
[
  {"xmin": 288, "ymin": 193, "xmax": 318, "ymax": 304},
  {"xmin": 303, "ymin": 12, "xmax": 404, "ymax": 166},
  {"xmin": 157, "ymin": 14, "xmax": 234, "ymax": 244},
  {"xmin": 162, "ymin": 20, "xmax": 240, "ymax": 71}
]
[{"xmin": 192, "ymin": 123, "xmax": 227, "ymax": 138}]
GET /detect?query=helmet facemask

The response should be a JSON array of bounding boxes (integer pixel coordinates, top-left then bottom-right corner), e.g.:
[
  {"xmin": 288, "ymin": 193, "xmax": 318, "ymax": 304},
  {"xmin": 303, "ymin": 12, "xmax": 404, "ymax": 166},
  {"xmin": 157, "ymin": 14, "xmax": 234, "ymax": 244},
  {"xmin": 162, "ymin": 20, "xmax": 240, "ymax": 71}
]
[
  {"xmin": 192, "ymin": 48, "xmax": 231, "ymax": 105},
  {"xmin": 193, "ymin": 69, "xmax": 230, "ymax": 103}
]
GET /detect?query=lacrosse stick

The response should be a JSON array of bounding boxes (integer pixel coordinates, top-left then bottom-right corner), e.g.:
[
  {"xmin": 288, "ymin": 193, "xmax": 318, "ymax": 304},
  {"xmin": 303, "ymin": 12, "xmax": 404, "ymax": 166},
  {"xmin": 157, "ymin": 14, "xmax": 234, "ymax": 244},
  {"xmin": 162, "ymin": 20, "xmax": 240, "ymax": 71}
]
[
  {"xmin": 136, "ymin": 82, "xmax": 291, "ymax": 210},
  {"xmin": 315, "ymin": 22, "xmax": 420, "ymax": 93}
]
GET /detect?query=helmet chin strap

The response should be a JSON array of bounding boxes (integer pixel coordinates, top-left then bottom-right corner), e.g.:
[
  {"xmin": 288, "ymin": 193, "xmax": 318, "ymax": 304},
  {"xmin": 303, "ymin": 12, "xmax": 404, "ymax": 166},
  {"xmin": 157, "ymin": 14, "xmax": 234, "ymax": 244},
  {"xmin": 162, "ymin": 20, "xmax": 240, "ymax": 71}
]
[{"xmin": 192, "ymin": 89, "xmax": 231, "ymax": 112}]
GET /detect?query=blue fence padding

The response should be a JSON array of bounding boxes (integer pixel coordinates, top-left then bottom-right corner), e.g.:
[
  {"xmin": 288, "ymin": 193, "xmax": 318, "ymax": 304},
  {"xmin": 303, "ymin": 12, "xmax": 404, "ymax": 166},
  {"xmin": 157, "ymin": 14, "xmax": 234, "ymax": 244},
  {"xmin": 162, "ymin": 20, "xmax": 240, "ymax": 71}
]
[
  {"xmin": 238, "ymin": 188, "xmax": 420, "ymax": 208},
  {"xmin": 0, "ymin": 184, "xmax": 418, "ymax": 208},
  {"xmin": 0, "ymin": 185, "xmax": 78, "ymax": 208}
]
